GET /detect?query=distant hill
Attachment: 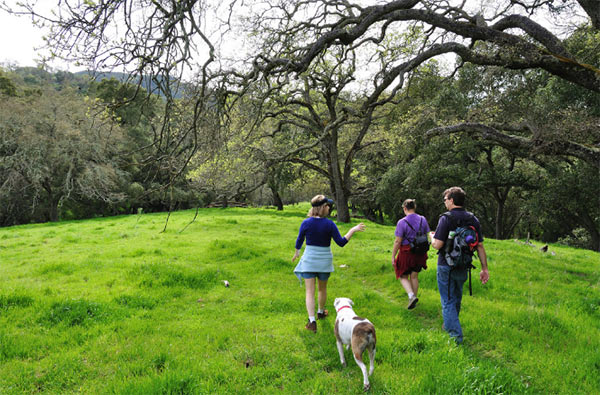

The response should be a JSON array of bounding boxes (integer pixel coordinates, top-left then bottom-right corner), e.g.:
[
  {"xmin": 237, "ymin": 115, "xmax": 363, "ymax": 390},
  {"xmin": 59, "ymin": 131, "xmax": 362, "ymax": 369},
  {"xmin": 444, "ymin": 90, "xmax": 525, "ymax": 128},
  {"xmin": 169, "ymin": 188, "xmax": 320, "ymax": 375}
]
[
  {"xmin": 8, "ymin": 66, "xmax": 89, "ymax": 91},
  {"xmin": 4, "ymin": 67, "xmax": 185, "ymax": 98},
  {"xmin": 74, "ymin": 70, "xmax": 185, "ymax": 98}
]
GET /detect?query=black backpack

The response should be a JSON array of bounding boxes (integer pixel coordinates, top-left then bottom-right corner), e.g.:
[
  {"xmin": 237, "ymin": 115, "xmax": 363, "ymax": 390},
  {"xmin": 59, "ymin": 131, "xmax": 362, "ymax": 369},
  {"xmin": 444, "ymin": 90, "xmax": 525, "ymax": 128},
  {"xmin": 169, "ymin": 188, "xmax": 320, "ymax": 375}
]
[
  {"xmin": 441, "ymin": 211, "xmax": 479, "ymax": 295},
  {"xmin": 405, "ymin": 217, "xmax": 430, "ymax": 255}
]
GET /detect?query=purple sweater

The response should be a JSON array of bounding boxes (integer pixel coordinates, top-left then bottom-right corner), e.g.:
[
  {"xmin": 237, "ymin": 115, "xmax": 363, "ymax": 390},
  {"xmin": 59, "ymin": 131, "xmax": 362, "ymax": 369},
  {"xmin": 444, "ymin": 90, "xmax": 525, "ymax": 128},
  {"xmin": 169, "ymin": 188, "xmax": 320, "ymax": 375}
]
[
  {"xmin": 295, "ymin": 217, "xmax": 348, "ymax": 249},
  {"xmin": 395, "ymin": 213, "xmax": 430, "ymax": 246}
]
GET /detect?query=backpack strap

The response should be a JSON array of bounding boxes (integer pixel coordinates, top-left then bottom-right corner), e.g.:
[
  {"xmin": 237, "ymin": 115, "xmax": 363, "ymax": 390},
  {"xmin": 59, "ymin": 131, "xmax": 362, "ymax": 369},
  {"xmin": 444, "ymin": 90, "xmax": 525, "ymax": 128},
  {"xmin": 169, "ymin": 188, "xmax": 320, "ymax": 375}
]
[
  {"xmin": 442, "ymin": 211, "xmax": 475, "ymax": 230},
  {"xmin": 465, "ymin": 259, "xmax": 474, "ymax": 296},
  {"xmin": 404, "ymin": 217, "xmax": 423, "ymax": 233},
  {"xmin": 404, "ymin": 218, "xmax": 415, "ymax": 232},
  {"xmin": 403, "ymin": 218, "xmax": 417, "ymax": 243}
]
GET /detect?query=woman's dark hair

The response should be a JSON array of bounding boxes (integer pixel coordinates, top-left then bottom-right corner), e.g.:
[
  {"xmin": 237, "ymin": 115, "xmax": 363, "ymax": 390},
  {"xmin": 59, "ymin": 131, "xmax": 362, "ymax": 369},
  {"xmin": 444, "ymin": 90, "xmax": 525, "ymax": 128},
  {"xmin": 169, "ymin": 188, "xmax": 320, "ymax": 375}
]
[
  {"xmin": 402, "ymin": 199, "xmax": 416, "ymax": 211},
  {"xmin": 443, "ymin": 187, "xmax": 466, "ymax": 206}
]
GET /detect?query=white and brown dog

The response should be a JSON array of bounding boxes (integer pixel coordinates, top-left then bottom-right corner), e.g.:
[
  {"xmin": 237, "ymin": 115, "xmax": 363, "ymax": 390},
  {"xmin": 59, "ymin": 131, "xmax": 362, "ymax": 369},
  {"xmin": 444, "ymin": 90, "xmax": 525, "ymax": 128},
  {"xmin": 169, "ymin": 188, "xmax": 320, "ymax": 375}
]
[{"xmin": 333, "ymin": 297, "xmax": 376, "ymax": 391}]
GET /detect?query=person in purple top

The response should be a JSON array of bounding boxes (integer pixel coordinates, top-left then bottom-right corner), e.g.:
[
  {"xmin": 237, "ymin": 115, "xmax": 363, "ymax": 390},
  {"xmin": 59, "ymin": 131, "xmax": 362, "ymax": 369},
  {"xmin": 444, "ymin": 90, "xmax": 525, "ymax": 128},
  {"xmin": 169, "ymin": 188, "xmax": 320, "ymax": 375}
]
[
  {"xmin": 292, "ymin": 194, "xmax": 365, "ymax": 333},
  {"xmin": 431, "ymin": 187, "xmax": 489, "ymax": 344},
  {"xmin": 392, "ymin": 199, "xmax": 431, "ymax": 310}
]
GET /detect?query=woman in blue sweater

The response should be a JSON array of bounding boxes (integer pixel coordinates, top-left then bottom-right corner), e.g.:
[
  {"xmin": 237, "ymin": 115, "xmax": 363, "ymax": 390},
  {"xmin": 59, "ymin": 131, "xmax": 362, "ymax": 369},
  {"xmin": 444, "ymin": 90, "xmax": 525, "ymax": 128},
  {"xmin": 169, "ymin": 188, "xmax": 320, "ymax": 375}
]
[{"xmin": 292, "ymin": 194, "xmax": 365, "ymax": 332}]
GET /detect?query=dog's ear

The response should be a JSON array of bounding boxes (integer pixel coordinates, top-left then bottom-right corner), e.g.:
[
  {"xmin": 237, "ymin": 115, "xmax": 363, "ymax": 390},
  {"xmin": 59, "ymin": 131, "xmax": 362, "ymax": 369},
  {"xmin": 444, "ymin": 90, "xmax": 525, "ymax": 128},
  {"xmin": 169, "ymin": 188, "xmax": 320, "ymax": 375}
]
[{"xmin": 348, "ymin": 298, "xmax": 354, "ymax": 306}]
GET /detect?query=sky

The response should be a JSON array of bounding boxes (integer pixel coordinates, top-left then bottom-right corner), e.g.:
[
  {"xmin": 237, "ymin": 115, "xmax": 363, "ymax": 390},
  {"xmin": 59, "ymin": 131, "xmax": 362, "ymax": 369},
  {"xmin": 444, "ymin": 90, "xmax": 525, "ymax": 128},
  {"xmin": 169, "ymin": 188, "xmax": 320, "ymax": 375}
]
[
  {"xmin": 0, "ymin": 1, "xmax": 234, "ymax": 74},
  {"xmin": 0, "ymin": 2, "xmax": 81, "ymax": 70},
  {"xmin": 0, "ymin": 7, "xmax": 47, "ymax": 67}
]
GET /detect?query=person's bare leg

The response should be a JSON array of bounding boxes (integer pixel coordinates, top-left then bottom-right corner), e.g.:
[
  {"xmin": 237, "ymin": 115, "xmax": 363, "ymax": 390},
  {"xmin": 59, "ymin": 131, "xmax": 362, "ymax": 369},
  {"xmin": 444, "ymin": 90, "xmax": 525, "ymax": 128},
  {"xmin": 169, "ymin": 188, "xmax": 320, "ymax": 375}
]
[
  {"xmin": 410, "ymin": 272, "xmax": 419, "ymax": 296},
  {"xmin": 399, "ymin": 275, "xmax": 414, "ymax": 296},
  {"xmin": 305, "ymin": 277, "xmax": 316, "ymax": 317},
  {"xmin": 317, "ymin": 279, "xmax": 328, "ymax": 311}
]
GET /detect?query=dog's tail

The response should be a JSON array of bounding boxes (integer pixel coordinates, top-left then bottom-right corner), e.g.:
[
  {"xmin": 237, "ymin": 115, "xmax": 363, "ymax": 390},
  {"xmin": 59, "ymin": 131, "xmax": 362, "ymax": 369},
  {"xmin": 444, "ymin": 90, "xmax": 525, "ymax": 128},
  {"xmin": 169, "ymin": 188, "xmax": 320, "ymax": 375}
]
[
  {"xmin": 353, "ymin": 322, "xmax": 377, "ymax": 358},
  {"xmin": 362, "ymin": 325, "xmax": 376, "ymax": 377},
  {"xmin": 366, "ymin": 326, "xmax": 376, "ymax": 348},
  {"xmin": 359, "ymin": 324, "xmax": 377, "ymax": 354}
]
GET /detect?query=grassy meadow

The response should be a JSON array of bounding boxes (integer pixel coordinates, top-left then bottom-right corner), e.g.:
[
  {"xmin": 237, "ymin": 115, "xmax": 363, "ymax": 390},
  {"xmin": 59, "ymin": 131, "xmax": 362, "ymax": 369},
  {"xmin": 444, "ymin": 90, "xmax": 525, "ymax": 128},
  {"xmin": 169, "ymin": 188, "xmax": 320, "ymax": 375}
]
[{"xmin": 0, "ymin": 205, "xmax": 599, "ymax": 394}]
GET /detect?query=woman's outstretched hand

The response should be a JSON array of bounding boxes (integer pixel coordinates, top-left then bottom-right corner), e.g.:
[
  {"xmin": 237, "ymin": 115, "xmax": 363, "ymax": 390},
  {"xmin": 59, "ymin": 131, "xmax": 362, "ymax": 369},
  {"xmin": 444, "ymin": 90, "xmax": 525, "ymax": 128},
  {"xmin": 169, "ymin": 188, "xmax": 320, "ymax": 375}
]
[
  {"xmin": 344, "ymin": 223, "xmax": 365, "ymax": 241},
  {"xmin": 292, "ymin": 249, "xmax": 300, "ymax": 263},
  {"xmin": 353, "ymin": 223, "xmax": 366, "ymax": 232}
]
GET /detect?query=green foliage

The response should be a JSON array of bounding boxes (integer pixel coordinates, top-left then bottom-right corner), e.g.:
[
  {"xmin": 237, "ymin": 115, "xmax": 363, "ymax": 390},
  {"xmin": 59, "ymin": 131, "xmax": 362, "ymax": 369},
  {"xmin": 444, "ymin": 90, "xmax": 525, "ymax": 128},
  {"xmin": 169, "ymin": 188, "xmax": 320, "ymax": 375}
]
[
  {"xmin": 364, "ymin": 52, "xmax": 599, "ymax": 248},
  {"xmin": 524, "ymin": 159, "xmax": 599, "ymax": 250},
  {"xmin": 90, "ymin": 78, "xmax": 157, "ymax": 128},
  {"xmin": 558, "ymin": 227, "xmax": 593, "ymax": 249},
  {"xmin": 0, "ymin": 85, "xmax": 127, "ymax": 224},
  {"xmin": 0, "ymin": 68, "xmax": 201, "ymax": 225},
  {"xmin": 0, "ymin": 206, "xmax": 598, "ymax": 393},
  {"xmin": 0, "ymin": 70, "xmax": 17, "ymax": 96}
]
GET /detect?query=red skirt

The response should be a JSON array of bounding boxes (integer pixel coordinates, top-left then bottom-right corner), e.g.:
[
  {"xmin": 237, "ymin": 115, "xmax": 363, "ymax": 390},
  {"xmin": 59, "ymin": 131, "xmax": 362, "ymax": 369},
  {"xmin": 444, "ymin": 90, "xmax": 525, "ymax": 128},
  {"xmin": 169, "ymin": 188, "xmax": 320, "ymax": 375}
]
[{"xmin": 394, "ymin": 245, "xmax": 428, "ymax": 279}]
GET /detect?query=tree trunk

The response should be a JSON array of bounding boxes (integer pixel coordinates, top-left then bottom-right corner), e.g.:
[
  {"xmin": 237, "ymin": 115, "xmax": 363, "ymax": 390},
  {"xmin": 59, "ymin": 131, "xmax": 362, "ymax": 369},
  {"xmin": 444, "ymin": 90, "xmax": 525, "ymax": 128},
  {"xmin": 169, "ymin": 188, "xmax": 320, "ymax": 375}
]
[
  {"xmin": 326, "ymin": 169, "xmax": 350, "ymax": 222},
  {"xmin": 271, "ymin": 188, "xmax": 283, "ymax": 210},
  {"xmin": 580, "ymin": 212, "xmax": 600, "ymax": 251},
  {"xmin": 43, "ymin": 181, "xmax": 60, "ymax": 222},
  {"xmin": 329, "ymin": 156, "xmax": 350, "ymax": 222},
  {"xmin": 323, "ymin": 132, "xmax": 351, "ymax": 223},
  {"xmin": 49, "ymin": 199, "xmax": 60, "ymax": 222},
  {"xmin": 495, "ymin": 201, "xmax": 505, "ymax": 239},
  {"xmin": 591, "ymin": 231, "xmax": 599, "ymax": 252},
  {"xmin": 335, "ymin": 189, "xmax": 350, "ymax": 223}
]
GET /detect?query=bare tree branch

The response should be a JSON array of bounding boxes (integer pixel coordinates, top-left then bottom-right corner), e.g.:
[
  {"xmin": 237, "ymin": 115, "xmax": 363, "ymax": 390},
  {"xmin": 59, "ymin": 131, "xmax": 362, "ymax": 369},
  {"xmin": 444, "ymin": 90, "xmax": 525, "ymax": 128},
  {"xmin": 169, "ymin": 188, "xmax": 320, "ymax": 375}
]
[
  {"xmin": 248, "ymin": 1, "xmax": 599, "ymax": 92},
  {"xmin": 426, "ymin": 122, "xmax": 600, "ymax": 167}
]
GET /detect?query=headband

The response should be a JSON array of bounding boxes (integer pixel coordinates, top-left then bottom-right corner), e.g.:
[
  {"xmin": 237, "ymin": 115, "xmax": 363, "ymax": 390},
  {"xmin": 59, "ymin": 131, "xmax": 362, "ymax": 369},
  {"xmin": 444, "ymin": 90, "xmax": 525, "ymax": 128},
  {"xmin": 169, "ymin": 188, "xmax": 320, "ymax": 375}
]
[{"xmin": 311, "ymin": 198, "xmax": 334, "ymax": 207}]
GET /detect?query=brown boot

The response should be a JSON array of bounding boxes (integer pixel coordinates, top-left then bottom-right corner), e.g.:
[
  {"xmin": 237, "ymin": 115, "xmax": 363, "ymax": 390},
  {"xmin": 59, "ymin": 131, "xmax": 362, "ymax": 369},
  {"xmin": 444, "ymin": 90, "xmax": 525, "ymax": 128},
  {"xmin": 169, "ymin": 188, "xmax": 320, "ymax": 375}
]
[
  {"xmin": 317, "ymin": 310, "xmax": 329, "ymax": 319},
  {"xmin": 305, "ymin": 320, "xmax": 317, "ymax": 333}
]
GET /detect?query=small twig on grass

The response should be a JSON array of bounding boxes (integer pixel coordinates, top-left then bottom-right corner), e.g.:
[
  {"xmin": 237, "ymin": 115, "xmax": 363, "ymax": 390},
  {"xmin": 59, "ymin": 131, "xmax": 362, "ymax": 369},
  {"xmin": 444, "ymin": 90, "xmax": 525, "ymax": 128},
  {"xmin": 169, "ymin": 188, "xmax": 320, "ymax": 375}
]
[
  {"xmin": 178, "ymin": 206, "xmax": 200, "ymax": 234},
  {"xmin": 161, "ymin": 211, "xmax": 171, "ymax": 233},
  {"xmin": 134, "ymin": 207, "xmax": 143, "ymax": 229},
  {"xmin": 160, "ymin": 184, "xmax": 174, "ymax": 233}
]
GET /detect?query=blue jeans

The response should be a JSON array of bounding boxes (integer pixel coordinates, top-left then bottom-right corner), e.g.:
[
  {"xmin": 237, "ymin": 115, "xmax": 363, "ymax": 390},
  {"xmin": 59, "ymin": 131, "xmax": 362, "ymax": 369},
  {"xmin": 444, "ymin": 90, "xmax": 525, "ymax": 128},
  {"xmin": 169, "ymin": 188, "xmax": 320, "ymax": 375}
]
[{"xmin": 437, "ymin": 265, "xmax": 468, "ymax": 344}]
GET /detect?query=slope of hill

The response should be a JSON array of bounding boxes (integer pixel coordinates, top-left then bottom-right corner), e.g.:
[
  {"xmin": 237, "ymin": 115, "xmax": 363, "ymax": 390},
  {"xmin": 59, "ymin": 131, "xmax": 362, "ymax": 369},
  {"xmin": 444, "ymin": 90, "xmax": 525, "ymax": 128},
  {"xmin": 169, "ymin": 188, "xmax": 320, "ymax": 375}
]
[
  {"xmin": 0, "ymin": 206, "xmax": 598, "ymax": 393},
  {"xmin": 74, "ymin": 70, "xmax": 185, "ymax": 98}
]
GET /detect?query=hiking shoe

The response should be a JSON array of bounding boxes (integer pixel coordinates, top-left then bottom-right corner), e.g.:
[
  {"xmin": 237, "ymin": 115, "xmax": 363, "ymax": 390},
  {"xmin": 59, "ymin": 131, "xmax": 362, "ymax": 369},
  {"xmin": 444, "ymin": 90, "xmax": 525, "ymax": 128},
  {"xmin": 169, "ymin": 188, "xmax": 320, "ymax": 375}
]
[
  {"xmin": 407, "ymin": 296, "xmax": 418, "ymax": 310},
  {"xmin": 317, "ymin": 310, "xmax": 329, "ymax": 319},
  {"xmin": 305, "ymin": 320, "xmax": 317, "ymax": 333}
]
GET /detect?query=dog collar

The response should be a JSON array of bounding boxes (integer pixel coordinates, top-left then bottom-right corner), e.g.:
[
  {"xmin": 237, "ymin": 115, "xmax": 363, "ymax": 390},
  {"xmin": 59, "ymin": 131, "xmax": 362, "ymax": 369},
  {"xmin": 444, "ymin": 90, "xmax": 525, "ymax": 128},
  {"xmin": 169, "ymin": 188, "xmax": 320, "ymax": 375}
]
[{"xmin": 336, "ymin": 305, "xmax": 351, "ymax": 313}]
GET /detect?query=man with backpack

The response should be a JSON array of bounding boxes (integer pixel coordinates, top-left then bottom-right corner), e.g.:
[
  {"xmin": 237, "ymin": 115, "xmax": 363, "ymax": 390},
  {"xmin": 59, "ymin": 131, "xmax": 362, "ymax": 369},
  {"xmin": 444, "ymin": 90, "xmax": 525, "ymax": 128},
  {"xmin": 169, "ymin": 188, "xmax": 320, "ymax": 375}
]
[{"xmin": 431, "ymin": 187, "xmax": 489, "ymax": 344}]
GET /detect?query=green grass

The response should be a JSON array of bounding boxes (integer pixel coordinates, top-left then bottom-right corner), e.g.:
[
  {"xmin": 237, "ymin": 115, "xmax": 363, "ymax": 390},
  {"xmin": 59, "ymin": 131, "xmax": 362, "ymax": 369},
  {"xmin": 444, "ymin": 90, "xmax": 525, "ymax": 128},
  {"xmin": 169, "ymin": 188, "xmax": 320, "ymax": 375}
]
[{"xmin": 0, "ymin": 205, "xmax": 598, "ymax": 394}]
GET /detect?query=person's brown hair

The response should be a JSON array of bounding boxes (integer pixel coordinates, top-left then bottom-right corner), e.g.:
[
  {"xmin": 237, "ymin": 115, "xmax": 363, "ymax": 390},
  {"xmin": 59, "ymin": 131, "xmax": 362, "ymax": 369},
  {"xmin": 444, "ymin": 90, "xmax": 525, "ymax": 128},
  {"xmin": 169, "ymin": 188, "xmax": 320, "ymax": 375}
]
[
  {"xmin": 402, "ymin": 199, "xmax": 416, "ymax": 211},
  {"xmin": 308, "ymin": 194, "xmax": 329, "ymax": 217},
  {"xmin": 443, "ymin": 187, "xmax": 466, "ymax": 206}
]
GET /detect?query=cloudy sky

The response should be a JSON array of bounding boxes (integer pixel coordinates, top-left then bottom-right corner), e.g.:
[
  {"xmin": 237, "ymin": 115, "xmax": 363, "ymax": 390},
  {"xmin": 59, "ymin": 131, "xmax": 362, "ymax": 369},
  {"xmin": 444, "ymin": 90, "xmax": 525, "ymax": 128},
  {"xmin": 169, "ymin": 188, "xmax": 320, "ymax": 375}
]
[
  {"xmin": 0, "ymin": 2, "xmax": 79, "ymax": 70},
  {"xmin": 0, "ymin": 8, "xmax": 47, "ymax": 67}
]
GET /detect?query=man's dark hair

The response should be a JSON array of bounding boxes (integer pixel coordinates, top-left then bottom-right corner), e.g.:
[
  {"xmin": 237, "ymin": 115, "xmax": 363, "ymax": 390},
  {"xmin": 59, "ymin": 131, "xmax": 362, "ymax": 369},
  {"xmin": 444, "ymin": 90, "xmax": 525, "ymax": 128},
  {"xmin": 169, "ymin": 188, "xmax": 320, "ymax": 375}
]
[
  {"xmin": 444, "ymin": 187, "xmax": 466, "ymax": 206},
  {"xmin": 402, "ymin": 199, "xmax": 416, "ymax": 210}
]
